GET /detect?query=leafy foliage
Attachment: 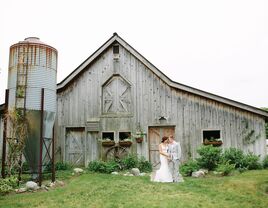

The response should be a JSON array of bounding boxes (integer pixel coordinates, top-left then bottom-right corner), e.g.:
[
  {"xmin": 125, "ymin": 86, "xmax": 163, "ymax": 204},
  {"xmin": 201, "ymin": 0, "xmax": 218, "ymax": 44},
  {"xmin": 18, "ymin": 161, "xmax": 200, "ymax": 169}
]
[
  {"xmin": 216, "ymin": 161, "xmax": 235, "ymax": 176},
  {"xmin": 180, "ymin": 159, "xmax": 200, "ymax": 176},
  {"xmin": 261, "ymin": 108, "xmax": 268, "ymax": 139},
  {"xmin": 263, "ymin": 155, "xmax": 268, "ymax": 169},
  {"xmin": 88, "ymin": 154, "xmax": 152, "ymax": 173},
  {"xmin": 46, "ymin": 162, "xmax": 72, "ymax": 171},
  {"xmin": 221, "ymin": 148, "xmax": 245, "ymax": 168},
  {"xmin": 0, "ymin": 176, "xmax": 18, "ymax": 195},
  {"xmin": 196, "ymin": 145, "xmax": 222, "ymax": 170},
  {"xmin": 242, "ymin": 153, "xmax": 262, "ymax": 170}
]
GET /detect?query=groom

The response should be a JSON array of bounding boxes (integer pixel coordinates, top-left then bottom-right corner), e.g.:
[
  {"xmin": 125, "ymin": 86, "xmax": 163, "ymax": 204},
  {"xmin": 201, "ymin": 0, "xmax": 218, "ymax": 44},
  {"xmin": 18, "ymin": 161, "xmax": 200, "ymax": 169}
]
[{"xmin": 168, "ymin": 135, "xmax": 183, "ymax": 183}]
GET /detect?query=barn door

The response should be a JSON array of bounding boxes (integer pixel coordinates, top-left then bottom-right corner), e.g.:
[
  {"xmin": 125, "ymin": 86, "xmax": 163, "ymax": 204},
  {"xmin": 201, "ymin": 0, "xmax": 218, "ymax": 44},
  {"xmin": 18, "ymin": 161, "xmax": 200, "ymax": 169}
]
[
  {"xmin": 65, "ymin": 128, "xmax": 85, "ymax": 166},
  {"xmin": 149, "ymin": 126, "xmax": 175, "ymax": 169}
]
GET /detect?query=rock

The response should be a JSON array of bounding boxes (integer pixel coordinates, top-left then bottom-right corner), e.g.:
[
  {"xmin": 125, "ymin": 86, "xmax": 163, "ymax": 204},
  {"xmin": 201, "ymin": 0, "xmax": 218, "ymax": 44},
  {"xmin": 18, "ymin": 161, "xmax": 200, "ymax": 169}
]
[
  {"xmin": 73, "ymin": 168, "xmax": 84, "ymax": 174},
  {"xmin": 16, "ymin": 187, "xmax": 27, "ymax": 193},
  {"xmin": 192, "ymin": 170, "xmax": 205, "ymax": 178},
  {"xmin": 26, "ymin": 181, "xmax": 38, "ymax": 190},
  {"xmin": 49, "ymin": 182, "xmax": 56, "ymax": 188},
  {"xmin": 56, "ymin": 180, "xmax": 65, "ymax": 186},
  {"xmin": 140, "ymin": 173, "xmax": 146, "ymax": 176},
  {"xmin": 111, "ymin": 171, "xmax": 119, "ymax": 175},
  {"xmin": 123, "ymin": 173, "xmax": 128, "ymax": 176},
  {"xmin": 130, "ymin": 168, "xmax": 140, "ymax": 176},
  {"xmin": 129, "ymin": 174, "xmax": 134, "ymax": 176},
  {"xmin": 199, "ymin": 169, "xmax": 209, "ymax": 174}
]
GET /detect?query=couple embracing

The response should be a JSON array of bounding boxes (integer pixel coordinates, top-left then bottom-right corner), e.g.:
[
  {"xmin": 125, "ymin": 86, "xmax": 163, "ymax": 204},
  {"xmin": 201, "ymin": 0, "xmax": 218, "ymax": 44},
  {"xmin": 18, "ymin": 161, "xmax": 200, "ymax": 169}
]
[{"xmin": 152, "ymin": 135, "xmax": 184, "ymax": 183}]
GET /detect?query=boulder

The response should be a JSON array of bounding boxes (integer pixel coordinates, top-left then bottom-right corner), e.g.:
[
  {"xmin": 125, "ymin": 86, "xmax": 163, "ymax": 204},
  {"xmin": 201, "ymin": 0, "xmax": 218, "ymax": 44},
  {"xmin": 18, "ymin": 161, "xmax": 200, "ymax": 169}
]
[
  {"xmin": 56, "ymin": 180, "xmax": 65, "ymax": 186},
  {"xmin": 26, "ymin": 181, "xmax": 38, "ymax": 190},
  {"xmin": 130, "ymin": 168, "xmax": 140, "ymax": 176},
  {"xmin": 192, "ymin": 170, "xmax": 205, "ymax": 178},
  {"xmin": 73, "ymin": 168, "xmax": 84, "ymax": 174}
]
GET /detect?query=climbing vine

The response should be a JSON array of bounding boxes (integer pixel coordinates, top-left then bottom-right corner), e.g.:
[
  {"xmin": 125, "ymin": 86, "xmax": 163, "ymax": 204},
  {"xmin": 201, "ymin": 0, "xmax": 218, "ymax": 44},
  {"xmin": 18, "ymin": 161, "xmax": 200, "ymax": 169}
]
[{"xmin": 4, "ymin": 108, "xmax": 28, "ymax": 176}]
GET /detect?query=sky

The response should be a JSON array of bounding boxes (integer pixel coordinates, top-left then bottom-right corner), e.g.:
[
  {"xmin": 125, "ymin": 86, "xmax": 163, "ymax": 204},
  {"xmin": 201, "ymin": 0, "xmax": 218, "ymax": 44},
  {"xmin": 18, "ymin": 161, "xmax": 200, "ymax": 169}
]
[{"xmin": 0, "ymin": 0, "xmax": 267, "ymax": 108}]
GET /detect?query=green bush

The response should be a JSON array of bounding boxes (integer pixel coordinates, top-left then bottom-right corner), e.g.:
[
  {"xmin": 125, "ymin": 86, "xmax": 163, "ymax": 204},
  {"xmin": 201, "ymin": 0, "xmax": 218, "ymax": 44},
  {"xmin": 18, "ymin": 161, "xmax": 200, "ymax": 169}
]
[
  {"xmin": 0, "ymin": 176, "xmax": 18, "ymax": 195},
  {"xmin": 216, "ymin": 161, "xmax": 235, "ymax": 176},
  {"xmin": 196, "ymin": 145, "xmax": 222, "ymax": 170},
  {"xmin": 180, "ymin": 159, "xmax": 199, "ymax": 176},
  {"xmin": 137, "ymin": 157, "xmax": 152, "ymax": 173},
  {"xmin": 88, "ymin": 155, "xmax": 152, "ymax": 174},
  {"xmin": 263, "ymin": 155, "xmax": 268, "ymax": 169},
  {"xmin": 45, "ymin": 161, "xmax": 72, "ymax": 171},
  {"xmin": 221, "ymin": 148, "xmax": 245, "ymax": 168},
  {"xmin": 242, "ymin": 153, "xmax": 262, "ymax": 170},
  {"xmin": 121, "ymin": 154, "xmax": 139, "ymax": 170}
]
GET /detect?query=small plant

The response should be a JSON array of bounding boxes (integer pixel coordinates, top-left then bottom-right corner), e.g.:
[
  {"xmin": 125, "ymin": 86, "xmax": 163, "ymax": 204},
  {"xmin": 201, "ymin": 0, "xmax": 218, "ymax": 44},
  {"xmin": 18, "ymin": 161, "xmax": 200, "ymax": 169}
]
[
  {"xmin": 242, "ymin": 152, "xmax": 262, "ymax": 170},
  {"xmin": 216, "ymin": 161, "xmax": 235, "ymax": 176},
  {"xmin": 263, "ymin": 155, "xmax": 268, "ymax": 169},
  {"xmin": 180, "ymin": 159, "xmax": 200, "ymax": 176},
  {"xmin": 0, "ymin": 176, "xmax": 18, "ymax": 195},
  {"xmin": 121, "ymin": 154, "xmax": 139, "ymax": 170},
  {"xmin": 137, "ymin": 157, "xmax": 152, "ymax": 172},
  {"xmin": 196, "ymin": 145, "xmax": 222, "ymax": 170},
  {"xmin": 221, "ymin": 148, "xmax": 245, "ymax": 168},
  {"xmin": 87, "ymin": 160, "xmax": 119, "ymax": 173}
]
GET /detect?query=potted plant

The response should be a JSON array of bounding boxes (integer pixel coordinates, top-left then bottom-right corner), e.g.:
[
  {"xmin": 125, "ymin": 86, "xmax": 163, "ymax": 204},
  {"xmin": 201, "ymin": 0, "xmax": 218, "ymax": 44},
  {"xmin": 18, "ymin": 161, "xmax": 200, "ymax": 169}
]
[
  {"xmin": 134, "ymin": 132, "xmax": 146, "ymax": 143},
  {"xmin": 119, "ymin": 137, "xmax": 132, "ymax": 147},
  {"xmin": 203, "ymin": 138, "xmax": 223, "ymax": 147},
  {"xmin": 101, "ymin": 138, "xmax": 115, "ymax": 147}
]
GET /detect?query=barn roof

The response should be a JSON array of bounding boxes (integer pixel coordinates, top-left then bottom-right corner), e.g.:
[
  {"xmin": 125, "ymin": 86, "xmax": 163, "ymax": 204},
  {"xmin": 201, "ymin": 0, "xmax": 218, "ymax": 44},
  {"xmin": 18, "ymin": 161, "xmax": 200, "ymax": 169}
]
[{"xmin": 57, "ymin": 33, "xmax": 268, "ymax": 119}]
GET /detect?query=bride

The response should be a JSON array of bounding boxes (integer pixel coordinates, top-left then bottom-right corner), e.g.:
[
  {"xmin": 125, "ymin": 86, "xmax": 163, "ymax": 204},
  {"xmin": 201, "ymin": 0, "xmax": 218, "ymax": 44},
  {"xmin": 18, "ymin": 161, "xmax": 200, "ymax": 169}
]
[{"xmin": 152, "ymin": 136, "xmax": 173, "ymax": 182}]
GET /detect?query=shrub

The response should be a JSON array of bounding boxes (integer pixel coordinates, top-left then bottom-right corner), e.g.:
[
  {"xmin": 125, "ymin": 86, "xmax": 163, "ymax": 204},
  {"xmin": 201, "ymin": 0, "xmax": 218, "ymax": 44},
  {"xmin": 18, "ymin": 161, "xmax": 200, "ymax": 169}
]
[
  {"xmin": 88, "ymin": 155, "xmax": 152, "ymax": 174},
  {"xmin": 45, "ymin": 161, "xmax": 72, "ymax": 171},
  {"xmin": 216, "ymin": 161, "xmax": 235, "ymax": 176},
  {"xmin": 263, "ymin": 155, "xmax": 268, "ymax": 169},
  {"xmin": 196, "ymin": 145, "xmax": 222, "ymax": 170},
  {"xmin": 242, "ymin": 153, "xmax": 262, "ymax": 170},
  {"xmin": 0, "ymin": 176, "xmax": 18, "ymax": 195},
  {"xmin": 137, "ymin": 157, "xmax": 152, "ymax": 173},
  {"xmin": 121, "ymin": 154, "xmax": 139, "ymax": 170},
  {"xmin": 221, "ymin": 148, "xmax": 245, "ymax": 168},
  {"xmin": 180, "ymin": 159, "xmax": 199, "ymax": 176}
]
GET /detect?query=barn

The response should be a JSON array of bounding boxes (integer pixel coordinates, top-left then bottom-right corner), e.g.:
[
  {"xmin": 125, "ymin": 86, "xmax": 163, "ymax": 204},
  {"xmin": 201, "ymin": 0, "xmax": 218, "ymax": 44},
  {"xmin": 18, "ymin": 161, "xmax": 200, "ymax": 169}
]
[
  {"xmin": 54, "ymin": 33, "xmax": 268, "ymax": 168},
  {"xmin": 1, "ymin": 33, "xmax": 268, "ymax": 169}
]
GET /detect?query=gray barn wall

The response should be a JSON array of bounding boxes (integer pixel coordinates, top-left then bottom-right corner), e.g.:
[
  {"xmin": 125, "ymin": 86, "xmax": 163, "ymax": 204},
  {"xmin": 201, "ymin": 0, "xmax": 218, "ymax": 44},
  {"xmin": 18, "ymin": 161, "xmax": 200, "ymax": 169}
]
[
  {"xmin": 55, "ymin": 44, "xmax": 267, "ymax": 165},
  {"xmin": 0, "ymin": 116, "xmax": 3, "ymax": 161}
]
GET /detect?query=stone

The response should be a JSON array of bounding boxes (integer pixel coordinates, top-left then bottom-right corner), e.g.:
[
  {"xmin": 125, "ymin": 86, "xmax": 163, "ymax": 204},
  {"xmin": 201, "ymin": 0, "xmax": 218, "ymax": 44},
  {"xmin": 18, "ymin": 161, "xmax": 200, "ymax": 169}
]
[
  {"xmin": 199, "ymin": 169, "xmax": 209, "ymax": 174},
  {"xmin": 111, "ymin": 172, "xmax": 119, "ymax": 175},
  {"xmin": 16, "ymin": 187, "xmax": 27, "ymax": 193},
  {"xmin": 56, "ymin": 180, "xmax": 65, "ymax": 186},
  {"xmin": 73, "ymin": 168, "xmax": 84, "ymax": 174},
  {"xmin": 26, "ymin": 181, "xmax": 38, "ymax": 190},
  {"xmin": 192, "ymin": 170, "xmax": 205, "ymax": 178},
  {"xmin": 130, "ymin": 168, "xmax": 140, "ymax": 176},
  {"xmin": 140, "ymin": 173, "xmax": 146, "ymax": 176},
  {"xmin": 213, "ymin": 171, "xmax": 223, "ymax": 176}
]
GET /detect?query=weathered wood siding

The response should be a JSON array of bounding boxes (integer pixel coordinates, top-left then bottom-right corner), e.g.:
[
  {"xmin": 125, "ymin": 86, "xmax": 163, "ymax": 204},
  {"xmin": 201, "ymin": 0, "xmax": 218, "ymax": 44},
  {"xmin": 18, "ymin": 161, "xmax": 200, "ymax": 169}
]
[
  {"xmin": 55, "ymin": 44, "xmax": 267, "ymax": 165},
  {"xmin": 0, "ymin": 116, "xmax": 3, "ymax": 160}
]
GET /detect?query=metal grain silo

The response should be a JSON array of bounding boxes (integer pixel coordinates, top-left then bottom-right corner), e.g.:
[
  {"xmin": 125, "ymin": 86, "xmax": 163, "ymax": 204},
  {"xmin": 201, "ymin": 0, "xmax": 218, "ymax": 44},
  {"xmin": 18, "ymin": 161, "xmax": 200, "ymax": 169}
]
[{"xmin": 7, "ymin": 37, "xmax": 57, "ymax": 177}]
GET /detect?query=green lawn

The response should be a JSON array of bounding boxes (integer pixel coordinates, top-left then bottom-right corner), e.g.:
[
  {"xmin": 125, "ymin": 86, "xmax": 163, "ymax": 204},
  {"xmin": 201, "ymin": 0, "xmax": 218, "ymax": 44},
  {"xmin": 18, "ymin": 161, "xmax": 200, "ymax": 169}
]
[{"xmin": 0, "ymin": 170, "xmax": 268, "ymax": 208}]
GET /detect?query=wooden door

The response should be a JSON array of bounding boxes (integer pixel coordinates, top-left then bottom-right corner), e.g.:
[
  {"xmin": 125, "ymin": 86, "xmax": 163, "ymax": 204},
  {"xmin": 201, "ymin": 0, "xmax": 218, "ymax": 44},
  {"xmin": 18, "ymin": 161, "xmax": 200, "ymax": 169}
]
[
  {"xmin": 149, "ymin": 126, "xmax": 175, "ymax": 169},
  {"xmin": 65, "ymin": 128, "xmax": 85, "ymax": 166}
]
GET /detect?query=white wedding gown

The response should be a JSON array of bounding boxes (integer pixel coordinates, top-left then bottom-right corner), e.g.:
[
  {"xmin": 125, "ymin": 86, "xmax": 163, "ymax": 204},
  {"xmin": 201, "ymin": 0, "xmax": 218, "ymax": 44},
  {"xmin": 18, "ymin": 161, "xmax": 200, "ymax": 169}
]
[{"xmin": 152, "ymin": 145, "xmax": 173, "ymax": 182}]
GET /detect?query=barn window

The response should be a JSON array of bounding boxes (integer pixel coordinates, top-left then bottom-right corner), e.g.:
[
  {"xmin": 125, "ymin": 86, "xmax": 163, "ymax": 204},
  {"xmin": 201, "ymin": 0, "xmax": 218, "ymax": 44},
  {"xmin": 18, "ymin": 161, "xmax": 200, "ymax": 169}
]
[
  {"xmin": 102, "ymin": 132, "xmax": 114, "ymax": 140},
  {"xmin": 113, "ymin": 45, "xmax": 119, "ymax": 54},
  {"xmin": 202, "ymin": 130, "xmax": 222, "ymax": 146},
  {"xmin": 119, "ymin": 132, "xmax": 131, "ymax": 141}
]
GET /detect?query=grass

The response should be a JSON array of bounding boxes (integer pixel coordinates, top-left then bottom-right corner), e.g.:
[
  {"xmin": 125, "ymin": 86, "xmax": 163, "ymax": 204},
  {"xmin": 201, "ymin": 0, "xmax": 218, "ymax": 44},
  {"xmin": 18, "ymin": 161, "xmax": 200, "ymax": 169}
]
[{"xmin": 0, "ymin": 170, "xmax": 268, "ymax": 208}]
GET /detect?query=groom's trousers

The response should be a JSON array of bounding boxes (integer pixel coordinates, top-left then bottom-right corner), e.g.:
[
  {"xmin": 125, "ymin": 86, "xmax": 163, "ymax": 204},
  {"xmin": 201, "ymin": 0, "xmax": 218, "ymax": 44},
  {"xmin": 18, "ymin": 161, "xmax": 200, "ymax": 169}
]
[{"xmin": 169, "ymin": 159, "xmax": 180, "ymax": 182}]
